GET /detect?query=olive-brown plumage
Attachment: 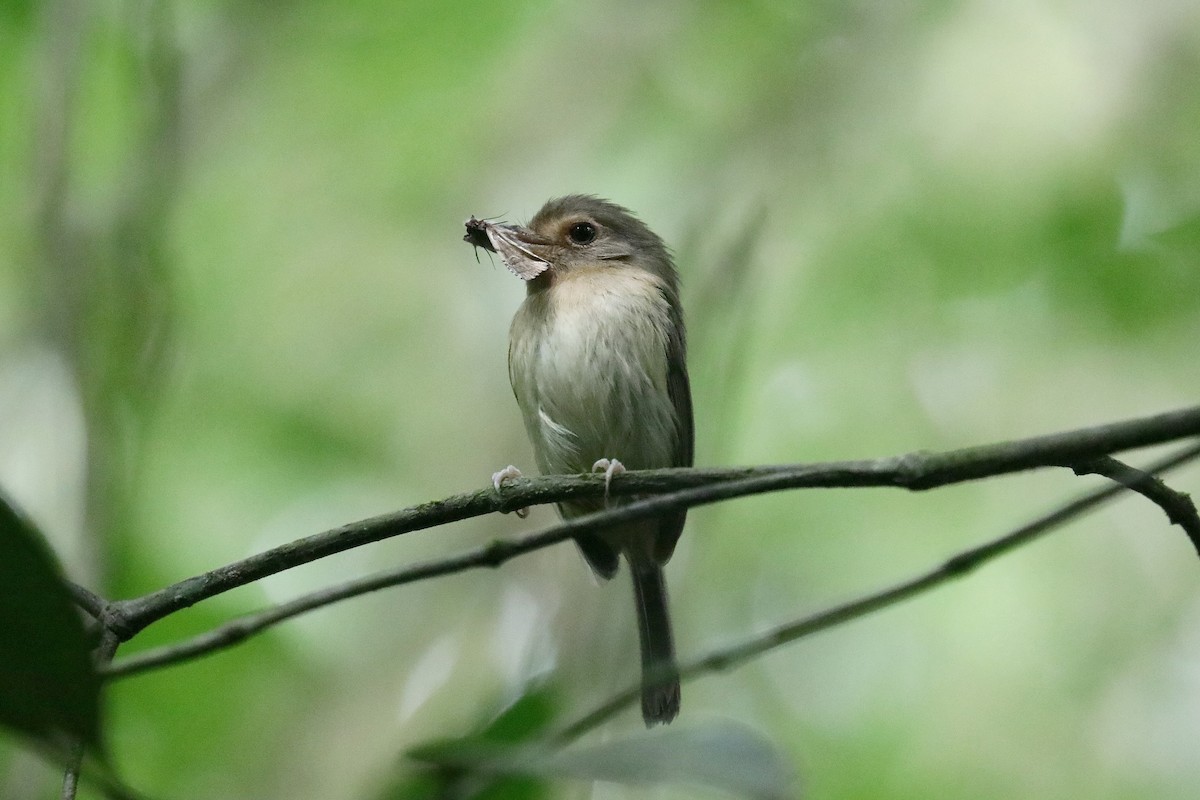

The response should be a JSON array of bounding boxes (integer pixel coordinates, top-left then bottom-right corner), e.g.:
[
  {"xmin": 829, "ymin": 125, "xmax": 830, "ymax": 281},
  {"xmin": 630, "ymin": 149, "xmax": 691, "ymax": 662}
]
[{"xmin": 467, "ymin": 196, "xmax": 693, "ymax": 724}]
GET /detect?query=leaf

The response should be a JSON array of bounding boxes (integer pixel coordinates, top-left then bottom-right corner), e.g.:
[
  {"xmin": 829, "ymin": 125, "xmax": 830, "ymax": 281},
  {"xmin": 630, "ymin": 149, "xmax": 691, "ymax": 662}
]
[
  {"xmin": 376, "ymin": 683, "xmax": 560, "ymax": 800},
  {"xmin": 419, "ymin": 720, "xmax": 798, "ymax": 800},
  {"xmin": 0, "ymin": 491, "xmax": 103, "ymax": 752},
  {"xmin": 409, "ymin": 681, "xmax": 559, "ymax": 765}
]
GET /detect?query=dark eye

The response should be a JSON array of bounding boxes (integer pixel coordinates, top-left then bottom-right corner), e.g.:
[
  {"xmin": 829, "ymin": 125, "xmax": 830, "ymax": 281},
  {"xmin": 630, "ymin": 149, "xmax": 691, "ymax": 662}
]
[{"xmin": 567, "ymin": 221, "xmax": 597, "ymax": 245}]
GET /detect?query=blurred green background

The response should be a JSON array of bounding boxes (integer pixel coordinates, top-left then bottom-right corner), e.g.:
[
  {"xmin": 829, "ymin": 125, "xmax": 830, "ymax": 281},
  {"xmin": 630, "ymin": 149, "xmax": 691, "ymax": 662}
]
[{"xmin": 2, "ymin": 0, "xmax": 1200, "ymax": 797}]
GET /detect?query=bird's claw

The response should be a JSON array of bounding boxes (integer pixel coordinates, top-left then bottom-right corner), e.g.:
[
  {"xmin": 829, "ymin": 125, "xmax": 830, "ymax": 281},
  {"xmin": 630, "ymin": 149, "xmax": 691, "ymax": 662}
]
[
  {"xmin": 492, "ymin": 465, "xmax": 522, "ymax": 491},
  {"xmin": 591, "ymin": 458, "xmax": 626, "ymax": 504},
  {"xmin": 491, "ymin": 465, "xmax": 529, "ymax": 518}
]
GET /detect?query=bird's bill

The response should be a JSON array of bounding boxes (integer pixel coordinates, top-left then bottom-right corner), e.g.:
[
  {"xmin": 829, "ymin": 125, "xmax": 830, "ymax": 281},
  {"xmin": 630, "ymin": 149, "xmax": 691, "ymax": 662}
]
[{"xmin": 463, "ymin": 218, "xmax": 551, "ymax": 281}]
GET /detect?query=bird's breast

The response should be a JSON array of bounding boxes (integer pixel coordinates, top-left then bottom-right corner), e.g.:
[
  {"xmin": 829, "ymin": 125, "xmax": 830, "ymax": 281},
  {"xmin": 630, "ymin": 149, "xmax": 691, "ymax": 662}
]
[{"xmin": 509, "ymin": 267, "xmax": 679, "ymax": 476}]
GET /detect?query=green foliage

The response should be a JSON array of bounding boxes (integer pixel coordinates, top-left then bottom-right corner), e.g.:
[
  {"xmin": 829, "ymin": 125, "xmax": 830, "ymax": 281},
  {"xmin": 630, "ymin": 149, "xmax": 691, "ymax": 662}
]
[
  {"xmin": 0, "ymin": 492, "xmax": 102, "ymax": 754},
  {"xmin": 400, "ymin": 685, "xmax": 793, "ymax": 799},
  {"xmin": 381, "ymin": 684, "xmax": 559, "ymax": 800}
]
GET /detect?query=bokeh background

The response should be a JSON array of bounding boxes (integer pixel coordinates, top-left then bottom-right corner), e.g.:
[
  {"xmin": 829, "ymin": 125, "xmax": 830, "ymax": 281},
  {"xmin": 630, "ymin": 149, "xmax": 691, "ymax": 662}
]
[{"xmin": 2, "ymin": 0, "xmax": 1200, "ymax": 797}]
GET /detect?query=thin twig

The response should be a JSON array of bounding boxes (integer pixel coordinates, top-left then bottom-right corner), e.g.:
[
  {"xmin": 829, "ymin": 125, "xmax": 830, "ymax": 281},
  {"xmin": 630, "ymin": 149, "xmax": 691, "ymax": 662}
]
[
  {"xmin": 105, "ymin": 525, "xmax": 577, "ymax": 679},
  {"xmin": 1067, "ymin": 456, "xmax": 1200, "ymax": 555},
  {"xmin": 66, "ymin": 581, "xmax": 108, "ymax": 621},
  {"xmin": 62, "ymin": 630, "xmax": 120, "ymax": 799},
  {"xmin": 553, "ymin": 440, "xmax": 1200, "ymax": 741},
  {"xmin": 61, "ymin": 741, "xmax": 84, "ymax": 800},
  {"xmin": 107, "ymin": 406, "xmax": 1200, "ymax": 639}
]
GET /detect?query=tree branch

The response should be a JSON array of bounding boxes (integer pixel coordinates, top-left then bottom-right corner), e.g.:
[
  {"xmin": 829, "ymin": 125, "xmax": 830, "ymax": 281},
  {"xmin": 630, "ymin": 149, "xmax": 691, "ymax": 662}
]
[
  {"xmin": 105, "ymin": 432, "xmax": 1200, "ymax": 683},
  {"xmin": 62, "ymin": 630, "xmax": 120, "ymax": 800},
  {"xmin": 105, "ymin": 405, "xmax": 1200, "ymax": 639},
  {"xmin": 104, "ymin": 526, "xmax": 577, "ymax": 679},
  {"xmin": 66, "ymin": 581, "xmax": 107, "ymax": 621},
  {"xmin": 1066, "ymin": 456, "xmax": 1200, "ymax": 555},
  {"xmin": 553, "ymin": 440, "xmax": 1200, "ymax": 741}
]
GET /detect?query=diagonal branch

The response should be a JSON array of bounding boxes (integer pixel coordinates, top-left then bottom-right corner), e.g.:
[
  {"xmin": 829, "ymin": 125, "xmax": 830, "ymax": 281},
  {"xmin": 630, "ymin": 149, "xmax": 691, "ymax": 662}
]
[
  {"xmin": 553, "ymin": 440, "xmax": 1200, "ymax": 741},
  {"xmin": 66, "ymin": 581, "xmax": 107, "ymax": 621},
  {"xmin": 105, "ymin": 405, "xmax": 1200, "ymax": 639},
  {"xmin": 104, "ymin": 437, "xmax": 1200, "ymax": 684},
  {"xmin": 106, "ymin": 467, "xmax": 888, "ymax": 676},
  {"xmin": 1066, "ymin": 456, "xmax": 1200, "ymax": 555},
  {"xmin": 62, "ymin": 631, "xmax": 121, "ymax": 800},
  {"xmin": 103, "ymin": 525, "xmax": 579, "ymax": 679}
]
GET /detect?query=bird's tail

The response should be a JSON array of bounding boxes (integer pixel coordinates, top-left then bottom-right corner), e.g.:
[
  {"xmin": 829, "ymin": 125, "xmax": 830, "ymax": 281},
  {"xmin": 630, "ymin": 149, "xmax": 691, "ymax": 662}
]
[{"xmin": 630, "ymin": 559, "xmax": 680, "ymax": 725}]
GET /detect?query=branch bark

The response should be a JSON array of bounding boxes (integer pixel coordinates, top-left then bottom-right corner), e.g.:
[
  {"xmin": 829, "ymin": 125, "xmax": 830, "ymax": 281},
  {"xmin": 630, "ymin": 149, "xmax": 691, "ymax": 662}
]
[
  {"xmin": 1066, "ymin": 456, "xmax": 1199, "ymax": 554},
  {"xmin": 104, "ymin": 404, "xmax": 1200, "ymax": 638},
  {"xmin": 97, "ymin": 408, "xmax": 1200, "ymax": 680},
  {"xmin": 554, "ymin": 440, "xmax": 1200, "ymax": 740}
]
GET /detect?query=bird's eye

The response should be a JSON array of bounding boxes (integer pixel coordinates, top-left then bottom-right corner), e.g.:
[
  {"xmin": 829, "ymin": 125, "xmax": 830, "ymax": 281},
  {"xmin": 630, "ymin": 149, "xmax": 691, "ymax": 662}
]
[{"xmin": 567, "ymin": 222, "xmax": 597, "ymax": 245}]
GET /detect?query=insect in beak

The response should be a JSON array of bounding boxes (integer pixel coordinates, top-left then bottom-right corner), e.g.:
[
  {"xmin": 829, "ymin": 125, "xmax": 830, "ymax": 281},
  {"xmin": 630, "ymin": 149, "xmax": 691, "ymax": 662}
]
[{"xmin": 463, "ymin": 217, "xmax": 551, "ymax": 281}]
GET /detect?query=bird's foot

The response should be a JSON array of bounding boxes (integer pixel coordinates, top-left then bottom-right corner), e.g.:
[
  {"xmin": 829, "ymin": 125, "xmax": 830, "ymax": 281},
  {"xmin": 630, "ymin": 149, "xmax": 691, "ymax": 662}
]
[
  {"xmin": 591, "ymin": 458, "xmax": 626, "ymax": 505},
  {"xmin": 491, "ymin": 465, "xmax": 529, "ymax": 518}
]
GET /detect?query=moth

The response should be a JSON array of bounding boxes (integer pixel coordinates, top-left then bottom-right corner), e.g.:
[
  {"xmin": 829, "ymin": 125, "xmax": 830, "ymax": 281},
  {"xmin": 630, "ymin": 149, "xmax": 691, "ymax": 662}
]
[{"xmin": 463, "ymin": 216, "xmax": 550, "ymax": 281}]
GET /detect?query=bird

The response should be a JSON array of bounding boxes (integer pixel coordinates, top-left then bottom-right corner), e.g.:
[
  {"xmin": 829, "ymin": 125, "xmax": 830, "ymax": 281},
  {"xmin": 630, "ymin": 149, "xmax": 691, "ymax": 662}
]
[{"xmin": 465, "ymin": 195, "xmax": 694, "ymax": 725}]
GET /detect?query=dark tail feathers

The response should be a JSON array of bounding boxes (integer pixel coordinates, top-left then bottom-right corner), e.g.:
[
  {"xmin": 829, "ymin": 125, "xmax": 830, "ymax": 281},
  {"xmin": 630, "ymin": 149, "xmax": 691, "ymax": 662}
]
[{"xmin": 630, "ymin": 560, "xmax": 680, "ymax": 725}]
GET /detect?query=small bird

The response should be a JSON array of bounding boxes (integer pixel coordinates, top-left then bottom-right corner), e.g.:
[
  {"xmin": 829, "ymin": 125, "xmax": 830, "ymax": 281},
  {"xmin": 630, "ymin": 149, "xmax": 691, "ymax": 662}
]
[{"xmin": 465, "ymin": 195, "xmax": 694, "ymax": 725}]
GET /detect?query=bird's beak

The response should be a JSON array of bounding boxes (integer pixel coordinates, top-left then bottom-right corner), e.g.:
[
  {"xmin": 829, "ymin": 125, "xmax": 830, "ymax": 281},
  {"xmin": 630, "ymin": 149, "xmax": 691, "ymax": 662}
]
[{"xmin": 463, "ymin": 218, "xmax": 551, "ymax": 281}]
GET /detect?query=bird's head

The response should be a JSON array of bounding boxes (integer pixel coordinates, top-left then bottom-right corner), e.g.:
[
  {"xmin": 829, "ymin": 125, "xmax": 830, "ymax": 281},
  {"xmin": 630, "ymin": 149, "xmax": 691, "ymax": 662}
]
[{"xmin": 465, "ymin": 195, "xmax": 675, "ymax": 292}]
